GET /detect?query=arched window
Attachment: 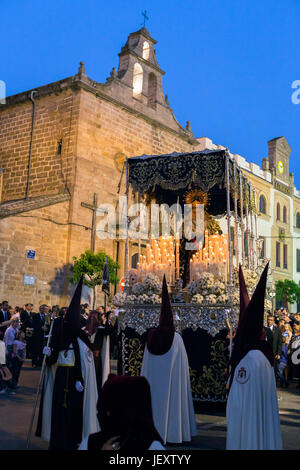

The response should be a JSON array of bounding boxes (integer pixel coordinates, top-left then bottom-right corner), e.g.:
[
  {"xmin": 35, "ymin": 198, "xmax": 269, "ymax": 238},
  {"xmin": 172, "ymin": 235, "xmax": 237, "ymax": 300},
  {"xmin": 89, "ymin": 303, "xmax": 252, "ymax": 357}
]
[
  {"xmin": 259, "ymin": 195, "xmax": 266, "ymax": 214},
  {"xmin": 259, "ymin": 237, "xmax": 265, "ymax": 259},
  {"xmin": 142, "ymin": 41, "xmax": 150, "ymax": 60},
  {"xmin": 296, "ymin": 212, "xmax": 300, "ymax": 229},
  {"xmin": 131, "ymin": 253, "xmax": 139, "ymax": 269},
  {"xmin": 148, "ymin": 73, "xmax": 157, "ymax": 109},
  {"xmin": 283, "ymin": 206, "xmax": 287, "ymax": 223},
  {"xmin": 277, "ymin": 203, "xmax": 281, "ymax": 221},
  {"xmin": 133, "ymin": 63, "xmax": 143, "ymax": 97}
]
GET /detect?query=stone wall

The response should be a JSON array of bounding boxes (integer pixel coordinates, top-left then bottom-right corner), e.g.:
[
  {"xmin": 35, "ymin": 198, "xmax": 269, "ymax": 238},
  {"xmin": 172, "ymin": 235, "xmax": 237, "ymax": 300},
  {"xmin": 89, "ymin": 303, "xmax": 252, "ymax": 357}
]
[
  {"xmin": 0, "ymin": 200, "xmax": 71, "ymax": 308},
  {"xmin": 0, "ymin": 87, "xmax": 79, "ymax": 202}
]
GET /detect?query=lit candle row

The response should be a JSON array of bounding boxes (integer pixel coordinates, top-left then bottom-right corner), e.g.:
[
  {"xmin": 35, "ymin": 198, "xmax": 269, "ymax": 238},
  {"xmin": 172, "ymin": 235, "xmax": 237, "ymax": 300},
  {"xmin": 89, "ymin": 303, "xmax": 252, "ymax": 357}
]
[
  {"xmin": 189, "ymin": 231, "xmax": 229, "ymax": 281},
  {"xmin": 137, "ymin": 235, "xmax": 178, "ymax": 284}
]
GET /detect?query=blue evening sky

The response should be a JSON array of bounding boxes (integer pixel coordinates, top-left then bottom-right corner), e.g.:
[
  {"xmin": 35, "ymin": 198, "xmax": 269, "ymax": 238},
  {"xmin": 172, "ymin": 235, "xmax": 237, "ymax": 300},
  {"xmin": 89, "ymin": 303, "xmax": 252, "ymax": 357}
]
[{"xmin": 1, "ymin": 0, "xmax": 299, "ymax": 186}]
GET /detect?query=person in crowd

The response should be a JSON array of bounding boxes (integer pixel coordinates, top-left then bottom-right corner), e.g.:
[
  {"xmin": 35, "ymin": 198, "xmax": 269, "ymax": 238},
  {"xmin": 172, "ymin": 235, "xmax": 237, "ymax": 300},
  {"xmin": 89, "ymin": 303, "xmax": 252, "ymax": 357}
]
[
  {"xmin": 80, "ymin": 304, "xmax": 88, "ymax": 328},
  {"xmin": 291, "ymin": 312, "xmax": 300, "ymax": 330},
  {"xmin": 36, "ymin": 277, "xmax": 99, "ymax": 450},
  {"xmin": 278, "ymin": 318, "xmax": 285, "ymax": 332},
  {"xmin": 288, "ymin": 320, "xmax": 300, "ymax": 389},
  {"xmin": 59, "ymin": 307, "xmax": 68, "ymax": 318},
  {"xmin": 78, "ymin": 374, "xmax": 165, "ymax": 451},
  {"xmin": 282, "ymin": 309, "xmax": 292, "ymax": 326},
  {"xmin": 20, "ymin": 303, "xmax": 33, "ymax": 331},
  {"xmin": 0, "ymin": 301, "xmax": 11, "ymax": 334},
  {"xmin": 4, "ymin": 317, "xmax": 20, "ymax": 373},
  {"xmin": 283, "ymin": 322, "xmax": 293, "ymax": 340},
  {"xmin": 11, "ymin": 329, "xmax": 26, "ymax": 389},
  {"xmin": 264, "ymin": 314, "xmax": 283, "ymax": 379},
  {"xmin": 31, "ymin": 305, "xmax": 48, "ymax": 368},
  {"xmin": 20, "ymin": 303, "xmax": 34, "ymax": 359},
  {"xmin": 82, "ymin": 310, "xmax": 113, "ymax": 394},
  {"xmin": 277, "ymin": 335, "xmax": 290, "ymax": 388},
  {"xmin": 8, "ymin": 306, "xmax": 15, "ymax": 319},
  {"xmin": 0, "ymin": 331, "xmax": 11, "ymax": 394},
  {"xmin": 141, "ymin": 275, "xmax": 197, "ymax": 445},
  {"xmin": 226, "ymin": 264, "xmax": 282, "ymax": 450}
]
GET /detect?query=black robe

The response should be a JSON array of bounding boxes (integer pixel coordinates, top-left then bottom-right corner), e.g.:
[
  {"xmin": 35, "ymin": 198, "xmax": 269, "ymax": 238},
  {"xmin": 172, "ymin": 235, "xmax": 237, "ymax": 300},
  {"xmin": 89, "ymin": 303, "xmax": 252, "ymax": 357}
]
[
  {"xmin": 36, "ymin": 318, "xmax": 89, "ymax": 450},
  {"xmin": 89, "ymin": 323, "xmax": 113, "ymax": 393}
]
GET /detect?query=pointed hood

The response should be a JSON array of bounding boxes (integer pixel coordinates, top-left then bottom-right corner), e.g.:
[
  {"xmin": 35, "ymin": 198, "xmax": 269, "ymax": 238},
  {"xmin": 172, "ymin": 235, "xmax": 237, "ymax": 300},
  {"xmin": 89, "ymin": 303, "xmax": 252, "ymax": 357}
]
[
  {"xmin": 238, "ymin": 264, "xmax": 250, "ymax": 329},
  {"xmin": 146, "ymin": 275, "xmax": 175, "ymax": 355},
  {"xmin": 64, "ymin": 275, "xmax": 83, "ymax": 329},
  {"xmin": 59, "ymin": 276, "xmax": 86, "ymax": 351},
  {"xmin": 229, "ymin": 263, "xmax": 273, "ymax": 387}
]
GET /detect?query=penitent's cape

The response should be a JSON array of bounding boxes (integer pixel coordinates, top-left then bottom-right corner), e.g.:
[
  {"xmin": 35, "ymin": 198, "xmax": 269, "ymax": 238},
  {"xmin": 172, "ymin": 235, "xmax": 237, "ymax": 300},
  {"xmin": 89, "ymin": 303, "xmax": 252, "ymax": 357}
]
[
  {"xmin": 226, "ymin": 349, "xmax": 282, "ymax": 450},
  {"xmin": 37, "ymin": 277, "xmax": 99, "ymax": 445},
  {"xmin": 40, "ymin": 338, "xmax": 99, "ymax": 442},
  {"xmin": 226, "ymin": 264, "xmax": 282, "ymax": 450},
  {"xmin": 141, "ymin": 276, "xmax": 197, "ymax": 444}
]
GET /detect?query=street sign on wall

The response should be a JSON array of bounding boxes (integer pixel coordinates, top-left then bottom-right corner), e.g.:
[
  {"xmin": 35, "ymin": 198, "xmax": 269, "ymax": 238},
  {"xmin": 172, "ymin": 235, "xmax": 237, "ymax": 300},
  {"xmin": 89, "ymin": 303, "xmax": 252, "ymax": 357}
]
[{"xmin": 27, "ymin": 250, "xmax": 36, "ymax": 260}]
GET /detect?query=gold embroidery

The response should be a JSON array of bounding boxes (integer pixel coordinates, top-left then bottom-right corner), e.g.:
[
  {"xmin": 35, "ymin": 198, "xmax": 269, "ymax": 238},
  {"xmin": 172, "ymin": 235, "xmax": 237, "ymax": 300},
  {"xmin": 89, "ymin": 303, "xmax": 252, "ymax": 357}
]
[
  {"xmin": 127, "ymin": 338, "xmax": 144, "ymax": 376},
  {"xmin": 189, "ymin": 340, "xmax": 228, "ymax": 400}
]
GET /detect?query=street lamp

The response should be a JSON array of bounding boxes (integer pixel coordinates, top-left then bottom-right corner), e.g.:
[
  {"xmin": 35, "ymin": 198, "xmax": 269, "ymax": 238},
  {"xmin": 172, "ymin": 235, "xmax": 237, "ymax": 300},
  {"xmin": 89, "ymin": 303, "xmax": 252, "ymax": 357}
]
[{"xmin": 268, "ymin": 285, "xmax": 276, "ymax": 314}]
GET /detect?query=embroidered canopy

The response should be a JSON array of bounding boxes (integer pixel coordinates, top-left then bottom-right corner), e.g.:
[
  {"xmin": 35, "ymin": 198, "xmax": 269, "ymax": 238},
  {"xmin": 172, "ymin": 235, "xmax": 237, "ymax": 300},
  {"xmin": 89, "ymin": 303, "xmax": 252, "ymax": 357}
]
[
  {"xmin": 128, "ymin": 149, "xmax": 227, "ymax": 194},
  {"xmin": 127, "ymin": 149, "xmax": 253, "ymax": 217}
]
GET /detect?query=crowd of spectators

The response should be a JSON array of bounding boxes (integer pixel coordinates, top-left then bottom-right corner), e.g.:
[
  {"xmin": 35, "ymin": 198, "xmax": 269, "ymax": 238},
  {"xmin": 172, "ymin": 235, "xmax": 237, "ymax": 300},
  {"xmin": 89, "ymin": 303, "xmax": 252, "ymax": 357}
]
[
  {"xmin": 0, "ymin": 300, "xmax": 119, "ymax": 395},
  {"xmin": 265, "ymin": 307, "xmax": 300, "ymax": 389}
]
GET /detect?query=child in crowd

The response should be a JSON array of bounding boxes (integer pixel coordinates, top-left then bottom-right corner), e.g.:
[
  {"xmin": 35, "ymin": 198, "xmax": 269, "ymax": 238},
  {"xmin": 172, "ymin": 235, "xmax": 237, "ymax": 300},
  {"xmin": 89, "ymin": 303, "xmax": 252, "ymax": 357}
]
[
  {"xmin": 11, "ymin": 330, "xmax": 26, "ymax": 389},
  {"xmin": 0, "ymin": 331, "xmax": 12, "ymax": 394}
]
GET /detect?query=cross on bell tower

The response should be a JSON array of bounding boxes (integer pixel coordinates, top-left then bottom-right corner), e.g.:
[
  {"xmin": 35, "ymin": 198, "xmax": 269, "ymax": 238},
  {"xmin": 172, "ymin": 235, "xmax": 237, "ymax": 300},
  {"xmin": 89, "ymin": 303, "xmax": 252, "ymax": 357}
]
[{"xmin": 141, "ymin": 10, "xmax": 149, "ymax": 27}]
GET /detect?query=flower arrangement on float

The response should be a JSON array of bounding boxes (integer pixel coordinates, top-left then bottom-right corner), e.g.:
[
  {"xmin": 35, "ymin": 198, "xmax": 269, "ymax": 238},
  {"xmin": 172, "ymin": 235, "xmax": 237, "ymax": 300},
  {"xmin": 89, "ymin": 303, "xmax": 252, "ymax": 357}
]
[
  {"xmin": 187, "ymin": 267, "xmax": 272, "ymax": 310},
  {"xmin": 112, "ymin": 266, "xmax": 272, "ymax": 310},
  {"xmin": 112, "ymin": 273, "xmax": 161, "ymax": 306}
]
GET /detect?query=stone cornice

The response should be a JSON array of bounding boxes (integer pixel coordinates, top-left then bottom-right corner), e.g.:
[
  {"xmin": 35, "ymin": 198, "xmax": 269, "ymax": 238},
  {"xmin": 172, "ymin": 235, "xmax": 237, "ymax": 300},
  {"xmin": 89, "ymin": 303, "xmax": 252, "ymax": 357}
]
[
  {"xmin": 72, "ymin": 79, "xmax": 198, "ymax": 145},
  {"xmin": 1, "ymin": 75, "xmax": 198, "ymax": 146},
  {"xmin": 0, "ymin": 77, "xmax": 74, "ymax": 109},
  {"xmin": 0, "ymin": 192, "xmax": 71, "ymax": 219}
]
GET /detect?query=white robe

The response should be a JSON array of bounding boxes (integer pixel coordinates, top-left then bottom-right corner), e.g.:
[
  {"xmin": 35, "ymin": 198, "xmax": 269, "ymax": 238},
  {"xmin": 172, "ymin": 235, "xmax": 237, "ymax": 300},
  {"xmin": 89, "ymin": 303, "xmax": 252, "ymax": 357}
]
[
  {"xmin": 226, "ymin": 349, "xmax": 282, "ymax": 450},
  {"xmin": 101, "ymin": 335, "xmax": 110, "ymax": 385},
  {"xmin": 40, "ymin": 338, "xmax": 100, "ymax": 443},
  {"xmin": 140, "ymin": 332, "xmax": 197, "ymax": 444}
]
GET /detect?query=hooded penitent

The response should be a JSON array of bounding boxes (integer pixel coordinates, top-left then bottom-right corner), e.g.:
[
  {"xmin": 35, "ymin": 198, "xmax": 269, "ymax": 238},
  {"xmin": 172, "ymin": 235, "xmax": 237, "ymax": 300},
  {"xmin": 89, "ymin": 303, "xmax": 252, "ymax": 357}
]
[
  {"xmin": 88, "ymin": 374, "xmax": 163, "ymax": 451},
  {"xmin": 58, "ymin": 276, "xmax": 91, "ymax": 351},
  {"xmin": 146, "ymin": 275, "xmax": 175, "ymax": 355},
  {"xmin": 85, "ymin": 310, "xmax": 99, "ymax": 337},
  {"xmin": 229, "ymin": 262, "xmax": 274, "ymax": 387}
]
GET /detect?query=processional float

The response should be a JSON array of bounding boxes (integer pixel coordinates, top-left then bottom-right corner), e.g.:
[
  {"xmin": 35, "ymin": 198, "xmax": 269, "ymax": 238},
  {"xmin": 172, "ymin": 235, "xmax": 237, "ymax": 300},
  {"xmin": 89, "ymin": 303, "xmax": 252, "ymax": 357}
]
[{"xmin": 114, "ymin": 149, "xmax": 267, "ymax": 406}]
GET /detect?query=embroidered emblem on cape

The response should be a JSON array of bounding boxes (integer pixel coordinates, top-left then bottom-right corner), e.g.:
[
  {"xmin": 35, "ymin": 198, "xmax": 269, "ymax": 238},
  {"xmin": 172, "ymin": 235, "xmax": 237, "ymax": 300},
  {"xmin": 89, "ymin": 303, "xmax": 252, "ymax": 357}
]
[
  {"xmin": 236, "ymin": 366, "xmax": 250, "ymax": 384},
  {"xmin": 87, "ymin": 349, "xmax": 93, "ymax": 363}
]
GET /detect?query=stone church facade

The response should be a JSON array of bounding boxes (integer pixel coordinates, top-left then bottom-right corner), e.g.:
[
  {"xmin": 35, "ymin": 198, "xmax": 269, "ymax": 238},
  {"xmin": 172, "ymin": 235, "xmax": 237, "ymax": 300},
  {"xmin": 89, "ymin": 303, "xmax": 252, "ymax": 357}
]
[{"xmin": 0, "ymin": 27, "xmax": 202, "ymax": 307}]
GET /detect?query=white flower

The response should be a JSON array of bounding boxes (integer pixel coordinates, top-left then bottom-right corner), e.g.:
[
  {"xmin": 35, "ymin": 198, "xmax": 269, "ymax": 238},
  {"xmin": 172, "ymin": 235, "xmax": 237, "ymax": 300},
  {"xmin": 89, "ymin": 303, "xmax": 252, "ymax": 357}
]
[
  {"xmin": 191, "ymin": 294, "xmax": 204, "ymax": 304},
  {"xmin": 112, "ymin": 292, "xmax": 127, "ymax": 305},
  {"xmin": 204, "ymin": 294, "xmax": 217, "ymax": 304}
]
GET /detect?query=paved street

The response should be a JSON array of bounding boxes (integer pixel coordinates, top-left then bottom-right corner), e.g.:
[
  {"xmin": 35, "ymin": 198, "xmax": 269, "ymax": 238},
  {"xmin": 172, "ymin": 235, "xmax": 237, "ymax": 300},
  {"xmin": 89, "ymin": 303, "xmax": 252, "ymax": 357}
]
[{"xmin": 0, "ymin": 359, "xmax": 299, "ymax": 451}]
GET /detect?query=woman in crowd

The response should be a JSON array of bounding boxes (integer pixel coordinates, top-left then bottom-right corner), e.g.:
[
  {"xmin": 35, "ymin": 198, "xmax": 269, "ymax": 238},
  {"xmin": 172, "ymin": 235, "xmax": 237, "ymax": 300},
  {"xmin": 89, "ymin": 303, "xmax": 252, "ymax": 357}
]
[
  {"xmin": 78, "ymin": 374, "xmax": 164, "ymax": 451},
  {"xmin": 277, "ymin": 334, "xmax": 291, "ymax": 388},
  {"xmin": 288, "ymin": 320, "xmax": 300, "ymax": 388}
]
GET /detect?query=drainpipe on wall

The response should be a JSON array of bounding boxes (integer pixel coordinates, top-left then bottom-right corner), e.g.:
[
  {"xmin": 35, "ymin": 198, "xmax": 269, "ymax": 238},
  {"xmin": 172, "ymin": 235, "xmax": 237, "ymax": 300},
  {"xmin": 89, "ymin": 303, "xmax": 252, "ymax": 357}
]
[{"xmin": 25, "ymin": 90, "xmax": 37, "ymax": 200}]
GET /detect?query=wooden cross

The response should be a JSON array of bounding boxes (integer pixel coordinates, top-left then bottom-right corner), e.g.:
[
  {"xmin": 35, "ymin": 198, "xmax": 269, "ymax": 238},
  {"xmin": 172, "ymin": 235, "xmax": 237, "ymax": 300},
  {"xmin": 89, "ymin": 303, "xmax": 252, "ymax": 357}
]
[
  {"xmin": 141, "ymin": 10, "xmax": 149, "ymax": 27},
  {"xmin": 81, "ymin": 193, "xmax": 99, "ymax": 253}
]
